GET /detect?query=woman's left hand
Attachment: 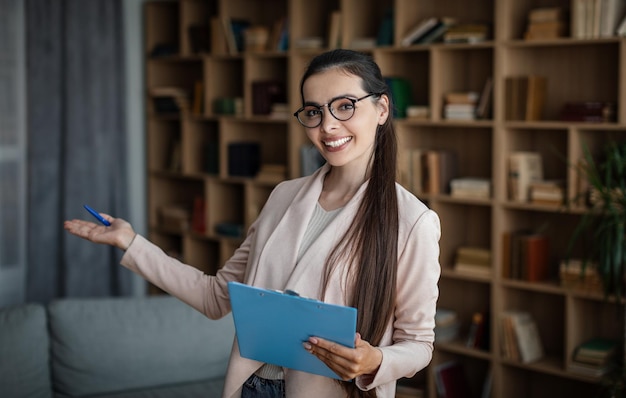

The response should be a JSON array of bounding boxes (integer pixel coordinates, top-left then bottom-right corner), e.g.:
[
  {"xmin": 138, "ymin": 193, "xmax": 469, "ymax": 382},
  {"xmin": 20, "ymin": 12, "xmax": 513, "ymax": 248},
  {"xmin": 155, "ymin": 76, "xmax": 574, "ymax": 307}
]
[{"xmin": 303, "ymin": 332, "xmax": 382, "ymax": 381}]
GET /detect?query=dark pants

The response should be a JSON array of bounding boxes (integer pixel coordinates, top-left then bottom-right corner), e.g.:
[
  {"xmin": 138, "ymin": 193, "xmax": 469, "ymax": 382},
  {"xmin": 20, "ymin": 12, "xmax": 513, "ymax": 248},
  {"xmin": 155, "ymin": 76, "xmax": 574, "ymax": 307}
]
[{"xmin": 242, "ymin": 374, "xmax": 286, "ymax": 398}]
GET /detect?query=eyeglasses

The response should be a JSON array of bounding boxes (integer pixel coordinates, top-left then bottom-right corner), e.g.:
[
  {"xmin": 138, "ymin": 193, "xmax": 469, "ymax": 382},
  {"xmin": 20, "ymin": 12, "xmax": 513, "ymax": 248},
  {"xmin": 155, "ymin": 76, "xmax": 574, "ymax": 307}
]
[{"xmin": 293, "ymin": 93, "xmax": 380, "ymax": 128}]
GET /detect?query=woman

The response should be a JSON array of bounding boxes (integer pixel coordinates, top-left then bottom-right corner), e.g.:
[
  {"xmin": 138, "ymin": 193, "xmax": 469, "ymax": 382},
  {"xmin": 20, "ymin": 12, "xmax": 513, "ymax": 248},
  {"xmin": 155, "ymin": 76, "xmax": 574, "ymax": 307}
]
[{"xmin": 64, "ymin": 49, "xmax": 441, "ymax": 398}]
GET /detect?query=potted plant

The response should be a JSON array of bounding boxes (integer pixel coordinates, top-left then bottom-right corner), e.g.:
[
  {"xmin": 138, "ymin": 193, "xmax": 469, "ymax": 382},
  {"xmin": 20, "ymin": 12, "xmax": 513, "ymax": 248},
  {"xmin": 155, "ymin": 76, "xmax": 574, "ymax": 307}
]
[{"xmin": 567, "ymin": 140, "xmax": 626, "ymax": 397}]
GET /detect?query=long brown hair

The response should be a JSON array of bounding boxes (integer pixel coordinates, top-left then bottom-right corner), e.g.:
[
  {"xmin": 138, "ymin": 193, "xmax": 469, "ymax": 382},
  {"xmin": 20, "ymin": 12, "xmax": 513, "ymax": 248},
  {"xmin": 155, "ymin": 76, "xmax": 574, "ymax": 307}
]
[{"xmin": 299, "ymin": 49, "xmax": 399, "ymax": 398}]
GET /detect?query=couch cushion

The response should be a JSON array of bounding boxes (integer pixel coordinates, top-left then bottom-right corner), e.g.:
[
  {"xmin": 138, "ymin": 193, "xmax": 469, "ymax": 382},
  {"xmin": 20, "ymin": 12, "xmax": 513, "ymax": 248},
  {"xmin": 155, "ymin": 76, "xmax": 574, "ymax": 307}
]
[
  {"xmin": 48, "ymin": 295, "xmax": 234, "ymax": 397},
  {"xmin": 0, "ymin": 303, "xmax": 52, "ymax": 398}
]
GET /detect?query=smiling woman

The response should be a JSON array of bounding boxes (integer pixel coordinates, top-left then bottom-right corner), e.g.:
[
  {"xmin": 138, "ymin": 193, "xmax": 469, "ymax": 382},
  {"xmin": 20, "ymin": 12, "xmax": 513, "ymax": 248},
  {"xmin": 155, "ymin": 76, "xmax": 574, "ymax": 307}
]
[{"xmin": 64, "ymin": 49, "xmax": 441, "ymax": 398}]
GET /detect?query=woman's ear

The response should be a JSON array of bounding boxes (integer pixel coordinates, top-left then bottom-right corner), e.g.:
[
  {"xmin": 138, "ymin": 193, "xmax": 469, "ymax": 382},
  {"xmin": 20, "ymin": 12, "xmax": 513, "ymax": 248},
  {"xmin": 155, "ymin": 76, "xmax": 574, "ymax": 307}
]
[{"xmin": 377, "ymin": 94, "xmax": 390, "ymax": 125}]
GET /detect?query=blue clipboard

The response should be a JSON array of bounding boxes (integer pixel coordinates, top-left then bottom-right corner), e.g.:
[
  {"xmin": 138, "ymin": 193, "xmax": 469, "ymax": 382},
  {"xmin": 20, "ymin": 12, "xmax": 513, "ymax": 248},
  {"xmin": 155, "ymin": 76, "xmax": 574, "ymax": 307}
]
[{"xmin": 227, "ymin": 281, "xmax": 357, "ymax": 379}]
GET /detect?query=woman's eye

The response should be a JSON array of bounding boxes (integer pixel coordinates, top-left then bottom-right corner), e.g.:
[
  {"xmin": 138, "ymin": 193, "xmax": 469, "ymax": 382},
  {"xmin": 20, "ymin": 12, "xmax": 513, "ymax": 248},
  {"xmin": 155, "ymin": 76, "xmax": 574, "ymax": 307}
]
[
  {"xmin": 336, "ymin": 101, "xmax": 355, "ymax": 111},
  {"xmin": 304, "ymin": 108, "xmax": 321, "ymax": 117}
]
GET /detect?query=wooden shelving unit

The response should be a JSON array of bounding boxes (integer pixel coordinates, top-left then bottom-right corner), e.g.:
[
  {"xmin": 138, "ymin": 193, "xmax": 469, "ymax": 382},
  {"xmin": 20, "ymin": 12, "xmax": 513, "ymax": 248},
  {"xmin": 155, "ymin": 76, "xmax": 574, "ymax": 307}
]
[{"xmin": 144, "ymin": 0, "xmax": 626, "ymax": 396}]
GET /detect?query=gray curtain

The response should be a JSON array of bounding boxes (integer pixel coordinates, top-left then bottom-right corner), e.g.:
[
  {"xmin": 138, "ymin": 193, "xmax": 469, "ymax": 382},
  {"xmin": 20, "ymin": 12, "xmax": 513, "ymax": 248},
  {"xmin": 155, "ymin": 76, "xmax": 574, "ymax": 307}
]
[{"xmin": 26, "ymin": 0, "xmax": 132, "ymax": 302}]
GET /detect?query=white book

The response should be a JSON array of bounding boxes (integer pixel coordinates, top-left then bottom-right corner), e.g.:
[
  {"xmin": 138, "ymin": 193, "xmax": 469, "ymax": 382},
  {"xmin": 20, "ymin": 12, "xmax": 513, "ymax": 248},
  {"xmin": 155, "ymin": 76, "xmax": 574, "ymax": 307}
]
[{"xmin": 508, "ymin": 152, "xmax": 544, "ymax": 202}]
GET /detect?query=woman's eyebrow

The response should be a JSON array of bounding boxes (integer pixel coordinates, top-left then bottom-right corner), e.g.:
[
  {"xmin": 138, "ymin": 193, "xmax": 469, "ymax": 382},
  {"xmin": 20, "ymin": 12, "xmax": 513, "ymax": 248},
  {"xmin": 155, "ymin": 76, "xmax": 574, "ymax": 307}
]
[{"xmin": 303, "ymin": 94, "xmax": 358, "ymax": 106}]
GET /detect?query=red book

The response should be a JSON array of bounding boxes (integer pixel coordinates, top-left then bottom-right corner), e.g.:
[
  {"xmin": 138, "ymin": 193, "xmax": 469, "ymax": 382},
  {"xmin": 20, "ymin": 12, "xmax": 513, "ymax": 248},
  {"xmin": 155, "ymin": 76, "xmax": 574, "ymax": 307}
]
[
  {"xmin": 191, "ymin": 196, "xmax": 206, "ymax": 234},
  {"xmin": 435, "ymin": 361, "xmax": 472, "ymax": 398},
  {"xmin": 522, "ymin": 234, "xmax": 550, "ymax": 282}
]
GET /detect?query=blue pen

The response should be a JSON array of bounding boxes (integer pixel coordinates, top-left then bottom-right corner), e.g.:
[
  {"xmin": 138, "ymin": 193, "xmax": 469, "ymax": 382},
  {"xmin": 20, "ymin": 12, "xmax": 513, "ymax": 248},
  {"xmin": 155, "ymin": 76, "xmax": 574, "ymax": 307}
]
[{"xmin": 83, "ymin": 204, "xmax": 111, "ymax": 226}]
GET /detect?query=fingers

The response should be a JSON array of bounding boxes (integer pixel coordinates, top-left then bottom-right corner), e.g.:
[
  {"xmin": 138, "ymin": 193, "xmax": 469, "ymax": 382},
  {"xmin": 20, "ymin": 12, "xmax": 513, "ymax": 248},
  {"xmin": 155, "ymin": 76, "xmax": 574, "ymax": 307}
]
[
  {"xmin": 303, "ymin": 335, "xmax": 382, "ymax": 380},
  {"xmin": 303, "ymin": 336, "xmax": 361, "ymax": 380}
]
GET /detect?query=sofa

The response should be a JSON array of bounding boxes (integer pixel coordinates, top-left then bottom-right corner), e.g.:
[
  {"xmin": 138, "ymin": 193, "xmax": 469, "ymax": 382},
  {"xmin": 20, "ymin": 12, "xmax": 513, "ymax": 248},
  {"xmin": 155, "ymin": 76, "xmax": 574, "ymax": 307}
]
[{"xmin": 0, "ymin": 295, "xmax": 235, "ymax": 398}]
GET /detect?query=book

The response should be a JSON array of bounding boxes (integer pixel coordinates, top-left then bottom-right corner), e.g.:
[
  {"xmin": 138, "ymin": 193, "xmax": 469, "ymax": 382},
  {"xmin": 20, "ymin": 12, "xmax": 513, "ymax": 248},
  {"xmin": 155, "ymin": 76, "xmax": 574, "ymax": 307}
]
[
  {"xmin": 559, "ymin": 259, "xmax": 603, "ymax": 292},
  {"xmin": 503, "ymin": 230, "xmax": 550, "ymax": 281},
  {"xmin": 435, "ymin": 361, "xmax": 472, "ymax": 398},
  {"xmin": 191, "ymin": 196, "xmax": 206, "ymax": 234},
  {"xmin": 512, "ymin": 312, "xmax": 544, "ymax": 363},
  {"xmin": 568, "ymin": 337, "xmax": 618, "ymax": 377},
  {"xmin": 559, "ymin": 101, "xmax": 616, "ymax": 122},
  {"xmin": 466, "ymin": 311, "xmax": 489, "ymax": 349},
  {"xmin": 443, "ymin": 23, "xmax": 489, "ymax": 43},
  {"xmin": 524, "ymin": 7, "xmax": 567, "ymax": 40},
  {"xmin": 600, "ymin": 0, "xmax": 626, "ymax": 37},
  {"xmin": 500, "ymin": 311, "xmax": 544, "ymax": 363},
  {"xmin": 414, "ymin": 17, "xmax": 457, "ymax": 44},
  {"xmin": 528, "ymin": 7, "xmax": 564, "ymax": 23},
  {"xmin": 192, "ymin": 80, "xmax": 204, "ymax": 116},
  {"xmin": 508, "ymin": 152, "xmax": 544, "ymax": 202},
  {"xmin": 422, "ymin": 150, "xmax": 458, "ymax": 194},
  {"xmin": 455, "ymin": 246, "xmax": 491, "ymax": 277},
  {"xmin": 400, "ymin": 17, "xmax": 439, "ymax": 46},
  {"xmin": 376, "ymin": 8, "xmax": 394, "ymax": 46},
  {"xmin": 221, "ymin": 16, "xmax": 238, "ymax": 55},
  {"xmin": 475, "ymin": 77, "xmax": 493, "ymax": 119},
  {"xmin": 252, "ymin": 80, "xmax": 286, "ymax": 115},
  {"xmin": 618, "ymin": 11, "xmax": 626, "ymax": 35},
  {"xmin": 450, "ymin": 177, "xmax": 491, "ymax": 199},
  {"xmin": 327, "ymin": 11, "xmax": 342, "ymax": 49},
  {"xmin": 520, "ymin": 234, "xmax": 550, "ymax": 282},
  {"xmin": 529, "ymin": 179, "xmax": 565, "ymax": 205},
  {"xmin": 524, "ymin": 75, "xmax": 547, "ymax": 121},
  {"xmin": 385, "ymin": 77, "xmax": 412, "ymax": 118},
  {"xmin": 210, "ymin": 17, "xmax": 229, "ymax": 55}
]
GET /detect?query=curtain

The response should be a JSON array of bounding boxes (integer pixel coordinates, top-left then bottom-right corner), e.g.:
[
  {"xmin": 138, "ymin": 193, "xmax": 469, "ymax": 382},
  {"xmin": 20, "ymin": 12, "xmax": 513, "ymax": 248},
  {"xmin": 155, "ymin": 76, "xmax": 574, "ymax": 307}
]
[{"xmin": 26, "ymin": 0, "xmax": 132, "ymax": 302}]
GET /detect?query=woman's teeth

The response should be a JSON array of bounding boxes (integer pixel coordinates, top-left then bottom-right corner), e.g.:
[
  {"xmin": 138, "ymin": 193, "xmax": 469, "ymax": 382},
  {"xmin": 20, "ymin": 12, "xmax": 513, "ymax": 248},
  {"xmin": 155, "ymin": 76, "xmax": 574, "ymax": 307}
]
[{"xmin": 324, "ymin": 137, "xmax": 352, "ymax": 148}]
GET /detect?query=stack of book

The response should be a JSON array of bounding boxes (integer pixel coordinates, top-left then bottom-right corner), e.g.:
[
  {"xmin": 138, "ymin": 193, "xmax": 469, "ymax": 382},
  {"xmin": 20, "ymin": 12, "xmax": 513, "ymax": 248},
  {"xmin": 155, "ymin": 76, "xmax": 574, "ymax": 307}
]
[
  {"xmin": 559, "ymin": 259, "xmax": 603, "ymax": 293},
  {"xmin": 559, "ymin": 101, "xmax": 616, "ymax": 123},
  {"xmin": 524, "ymin": 7, "xmax": 566, "ymax": 40},
  {"xmin": 450, "ymin": 177, "xmax": 491, "ymax": 199},
  {"xmin": 443, "ymin": 91, "xmax": 479, "ymax": 120},
  {"xmin": 500, "ymin": 311, "xmax": 544, "ymax": 364},
  {"xmin": 568, "ymin": 338, "xmax": 619, "ymax": 378},
  {"xmin": 434, "ymin": 308, "xmax": 460, "ymax": 343},
  {"xmin": 529, "ymin": 179, "xmax": 565, "ymax": 206},
  {"xmin": 443, "ymin": 23, "xmax": 489, "ymax": 43},
  {"xmin": 252, "ymin": 80, "xmax": 286, "ymax": 115},
  {"xmin": 454, "ymin": 246, "xmax": 491, "ymax": 277},
  {"xmin": 150, "ymin": 86, "xmax": 191, "ymax": 115}
]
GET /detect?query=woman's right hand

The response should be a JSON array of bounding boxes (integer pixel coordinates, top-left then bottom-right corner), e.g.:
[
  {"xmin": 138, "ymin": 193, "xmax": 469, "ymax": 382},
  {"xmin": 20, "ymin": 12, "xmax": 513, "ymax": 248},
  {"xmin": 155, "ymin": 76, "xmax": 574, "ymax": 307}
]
[{"xmin": 64, "ymin": 214, "xmax": 137, "ymax": 251}]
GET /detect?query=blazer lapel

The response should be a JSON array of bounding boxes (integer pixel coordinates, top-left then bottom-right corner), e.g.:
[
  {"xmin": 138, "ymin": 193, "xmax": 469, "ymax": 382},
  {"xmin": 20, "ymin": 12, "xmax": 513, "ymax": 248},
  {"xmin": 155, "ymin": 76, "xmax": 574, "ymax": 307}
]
[{"xmin": 248, "ymin": 165, "xmax": 328, "ymax": 290}]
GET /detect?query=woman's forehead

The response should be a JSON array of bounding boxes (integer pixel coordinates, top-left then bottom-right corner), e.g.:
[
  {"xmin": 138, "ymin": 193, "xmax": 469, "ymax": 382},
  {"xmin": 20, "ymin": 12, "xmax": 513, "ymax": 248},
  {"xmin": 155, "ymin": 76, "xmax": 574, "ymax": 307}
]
[{"xmin": 302, "ymin": 70, "xmax": 364, "ymax": 99}]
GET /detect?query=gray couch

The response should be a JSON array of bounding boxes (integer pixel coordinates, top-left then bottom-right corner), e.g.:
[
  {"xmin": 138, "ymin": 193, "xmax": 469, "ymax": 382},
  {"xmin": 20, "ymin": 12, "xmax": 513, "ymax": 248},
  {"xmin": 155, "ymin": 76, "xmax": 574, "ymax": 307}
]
[{"xmin": 0, "ymin": 295, "xmax": 235, "ymax": 398}]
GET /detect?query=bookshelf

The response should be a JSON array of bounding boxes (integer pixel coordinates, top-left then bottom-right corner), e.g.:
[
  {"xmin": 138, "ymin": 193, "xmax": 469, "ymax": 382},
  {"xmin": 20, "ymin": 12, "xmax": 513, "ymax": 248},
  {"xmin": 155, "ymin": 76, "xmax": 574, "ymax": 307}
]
[{"xmin": 144, "ymin": 0, "xmax": 626, "ymax": 396}]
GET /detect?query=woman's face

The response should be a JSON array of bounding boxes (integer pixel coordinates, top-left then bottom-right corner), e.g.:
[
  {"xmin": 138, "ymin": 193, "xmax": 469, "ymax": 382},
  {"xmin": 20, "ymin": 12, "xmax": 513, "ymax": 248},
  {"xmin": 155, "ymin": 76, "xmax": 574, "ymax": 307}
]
[{"xmin": 301, "ymin": 69, "xmax": 389, "ymax": 172}]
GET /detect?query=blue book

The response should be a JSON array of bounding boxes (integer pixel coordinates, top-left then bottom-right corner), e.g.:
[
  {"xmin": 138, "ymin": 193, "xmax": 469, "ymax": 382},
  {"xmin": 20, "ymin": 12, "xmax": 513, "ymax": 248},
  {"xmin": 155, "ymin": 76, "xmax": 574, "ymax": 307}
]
[{"xmin": 228, "ymin": 282, "xmax": 357, "ymax": 379}]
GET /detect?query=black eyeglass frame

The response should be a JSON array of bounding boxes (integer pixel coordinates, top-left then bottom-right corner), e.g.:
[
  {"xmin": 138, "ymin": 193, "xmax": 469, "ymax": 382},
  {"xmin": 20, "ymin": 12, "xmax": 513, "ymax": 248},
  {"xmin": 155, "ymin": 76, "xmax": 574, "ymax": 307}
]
[{"xmin": 293, "ymin": 92, "xmax": 382, "ymax": 128}]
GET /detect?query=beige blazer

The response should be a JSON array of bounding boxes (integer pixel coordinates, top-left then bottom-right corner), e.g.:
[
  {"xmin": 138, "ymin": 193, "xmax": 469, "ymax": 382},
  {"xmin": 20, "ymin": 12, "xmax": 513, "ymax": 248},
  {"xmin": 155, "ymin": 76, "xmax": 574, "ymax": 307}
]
[{"xmin": 121, "ymin": 164, "xmax": 441, "ymax": 398}]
